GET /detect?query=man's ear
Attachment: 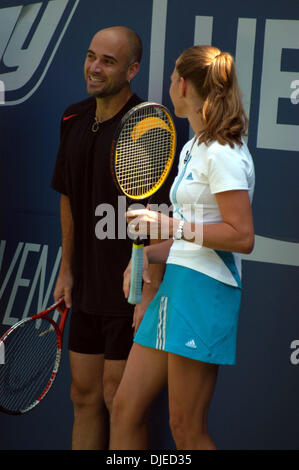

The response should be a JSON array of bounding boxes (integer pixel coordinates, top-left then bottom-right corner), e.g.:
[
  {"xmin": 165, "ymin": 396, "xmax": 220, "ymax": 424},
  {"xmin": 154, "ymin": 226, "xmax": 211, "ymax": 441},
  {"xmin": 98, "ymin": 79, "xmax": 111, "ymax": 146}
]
[{"xmin": 127, "ymin": 62, "xmax": 140, "ymax": 82}]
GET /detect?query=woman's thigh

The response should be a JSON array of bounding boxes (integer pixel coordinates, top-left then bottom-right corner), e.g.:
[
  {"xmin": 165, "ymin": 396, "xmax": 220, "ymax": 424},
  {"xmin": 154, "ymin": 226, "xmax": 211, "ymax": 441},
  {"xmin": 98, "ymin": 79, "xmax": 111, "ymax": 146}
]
[
  {"xmin": 113, "ymin": 342, "xmax": 168, "ymax": 418},
  {"xmin": 168, "ymin": 353, "xmax": 218, "ymax": 426}
]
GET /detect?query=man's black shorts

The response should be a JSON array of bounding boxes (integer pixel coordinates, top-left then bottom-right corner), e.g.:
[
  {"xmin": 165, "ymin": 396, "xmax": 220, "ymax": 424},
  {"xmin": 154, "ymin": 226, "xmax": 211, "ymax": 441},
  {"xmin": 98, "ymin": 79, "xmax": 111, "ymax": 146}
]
[{"xmin": 68, "ymin": 310, "xmax": 134, "ymax": 360}]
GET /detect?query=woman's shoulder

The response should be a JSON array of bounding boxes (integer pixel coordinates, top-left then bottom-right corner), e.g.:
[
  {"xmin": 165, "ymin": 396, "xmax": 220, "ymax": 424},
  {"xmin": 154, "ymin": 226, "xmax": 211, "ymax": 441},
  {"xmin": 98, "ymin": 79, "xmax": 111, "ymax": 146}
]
[{"xmin": 201, "ymin": 139, "xmax": 252, "ymax": 162}]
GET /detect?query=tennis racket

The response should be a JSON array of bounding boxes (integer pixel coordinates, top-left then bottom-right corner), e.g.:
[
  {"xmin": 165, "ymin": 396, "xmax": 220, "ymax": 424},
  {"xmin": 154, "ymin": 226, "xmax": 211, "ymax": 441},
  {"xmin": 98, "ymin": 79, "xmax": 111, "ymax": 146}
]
[
  {"xmin": 111, "ymin": 101, "xmax": 176, "ymax": 304},
  {"xmin": 0, "ymin": 297, "xmax": 69, "ymax": 415}
]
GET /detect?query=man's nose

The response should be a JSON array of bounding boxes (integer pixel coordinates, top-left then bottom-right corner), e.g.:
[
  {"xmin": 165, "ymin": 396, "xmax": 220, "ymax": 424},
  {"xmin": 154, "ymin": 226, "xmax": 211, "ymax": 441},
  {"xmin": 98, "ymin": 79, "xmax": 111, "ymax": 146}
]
[{"xmin": 89, "ymin": 58, "xmax": 102, "ymax": 73}]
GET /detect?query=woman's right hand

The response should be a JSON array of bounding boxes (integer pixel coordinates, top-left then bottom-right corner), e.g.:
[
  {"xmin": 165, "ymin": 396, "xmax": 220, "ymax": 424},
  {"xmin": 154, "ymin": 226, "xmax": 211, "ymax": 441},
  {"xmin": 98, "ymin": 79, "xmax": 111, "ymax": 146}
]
[{"xmin": 123, "ymin": 248, "xmax": 151, "ymax": 300}]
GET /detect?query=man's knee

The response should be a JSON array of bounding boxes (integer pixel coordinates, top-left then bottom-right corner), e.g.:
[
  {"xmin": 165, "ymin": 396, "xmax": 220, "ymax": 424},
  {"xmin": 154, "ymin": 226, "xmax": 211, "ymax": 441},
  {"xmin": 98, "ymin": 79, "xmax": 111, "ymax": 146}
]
[{"xmin": 70, "ymin": 379, "xmax": 104, "ymax": 412}]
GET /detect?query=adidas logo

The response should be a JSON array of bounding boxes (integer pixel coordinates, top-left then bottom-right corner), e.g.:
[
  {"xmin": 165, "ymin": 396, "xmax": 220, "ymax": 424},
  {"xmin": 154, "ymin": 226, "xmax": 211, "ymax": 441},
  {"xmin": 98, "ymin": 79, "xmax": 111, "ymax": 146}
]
[
  {"xmin": 185, "ymin": 339, "xmax": 197, "ymax": 349},
  {"xmin": 186, "ymin": 172, "xmax": 193, "ymax": 180}
]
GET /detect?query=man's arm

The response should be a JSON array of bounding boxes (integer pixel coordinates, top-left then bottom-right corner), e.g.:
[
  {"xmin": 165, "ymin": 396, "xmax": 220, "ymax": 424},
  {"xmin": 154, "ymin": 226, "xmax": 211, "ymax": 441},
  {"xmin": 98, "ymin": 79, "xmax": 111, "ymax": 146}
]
[{"xmin": 53, "ymin": 194, "xmax": 74, "ymax": 308}]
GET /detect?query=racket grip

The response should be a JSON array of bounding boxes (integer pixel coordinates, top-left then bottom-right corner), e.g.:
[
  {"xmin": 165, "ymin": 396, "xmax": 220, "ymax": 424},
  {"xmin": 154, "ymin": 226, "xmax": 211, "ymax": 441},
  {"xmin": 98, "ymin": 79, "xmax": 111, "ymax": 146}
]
[{"xmin": 128, "ymin": 242, "xmax": 144, "ymax": 305}]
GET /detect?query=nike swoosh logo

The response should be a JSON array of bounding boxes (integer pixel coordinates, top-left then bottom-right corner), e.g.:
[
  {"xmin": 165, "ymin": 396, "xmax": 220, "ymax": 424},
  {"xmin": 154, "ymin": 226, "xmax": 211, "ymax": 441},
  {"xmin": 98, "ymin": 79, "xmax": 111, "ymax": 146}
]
[{"xmin": 63, "ymin": 113, "xmax": 78, "ymax": 121}]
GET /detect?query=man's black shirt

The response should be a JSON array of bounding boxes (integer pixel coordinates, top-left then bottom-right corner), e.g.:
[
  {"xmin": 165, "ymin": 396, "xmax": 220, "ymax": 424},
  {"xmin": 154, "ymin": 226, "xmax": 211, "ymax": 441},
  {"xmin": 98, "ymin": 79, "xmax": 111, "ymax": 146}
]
[{"xmin": 51, "ymin": 94, "xmax": 173, "ymax": 316}]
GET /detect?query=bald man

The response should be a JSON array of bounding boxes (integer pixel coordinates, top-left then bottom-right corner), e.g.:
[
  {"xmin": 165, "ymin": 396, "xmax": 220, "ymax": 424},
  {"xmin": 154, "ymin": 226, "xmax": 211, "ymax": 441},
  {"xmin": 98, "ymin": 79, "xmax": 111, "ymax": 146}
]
[{"xmin": 51, "ymin": 27, "xmax": 166, "ymax": 449}]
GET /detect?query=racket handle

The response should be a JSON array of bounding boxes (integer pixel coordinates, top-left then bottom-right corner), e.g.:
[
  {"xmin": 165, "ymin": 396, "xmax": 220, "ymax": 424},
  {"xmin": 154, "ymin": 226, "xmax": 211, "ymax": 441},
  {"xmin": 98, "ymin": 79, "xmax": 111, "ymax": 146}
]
[{"xmin": 128, "ymin": 242, "xmax": 144, "ymax": 305}]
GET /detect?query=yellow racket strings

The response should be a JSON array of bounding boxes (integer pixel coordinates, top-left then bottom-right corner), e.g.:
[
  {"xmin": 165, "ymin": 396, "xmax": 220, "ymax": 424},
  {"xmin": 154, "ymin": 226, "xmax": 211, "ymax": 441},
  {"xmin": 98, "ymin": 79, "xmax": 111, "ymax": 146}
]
[{"xmin": 115, "ymin": 107, "xmax": 175, "ymax": 199}]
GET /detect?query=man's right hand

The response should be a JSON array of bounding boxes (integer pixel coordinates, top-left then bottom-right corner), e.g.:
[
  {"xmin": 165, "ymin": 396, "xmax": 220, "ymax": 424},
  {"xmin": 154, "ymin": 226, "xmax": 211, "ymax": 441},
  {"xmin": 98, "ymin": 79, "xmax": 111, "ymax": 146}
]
[{"xmin": 54, "ymin": 270, "xmax": 73, "ymax": 309}]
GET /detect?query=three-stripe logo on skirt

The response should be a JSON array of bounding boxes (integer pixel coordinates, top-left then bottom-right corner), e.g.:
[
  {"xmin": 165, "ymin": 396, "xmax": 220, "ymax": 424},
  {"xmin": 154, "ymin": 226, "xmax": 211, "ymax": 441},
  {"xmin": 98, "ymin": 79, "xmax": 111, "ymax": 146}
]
[{"xmin": 156, "ymin": 296, "xmax": 167, "ymax": 350}]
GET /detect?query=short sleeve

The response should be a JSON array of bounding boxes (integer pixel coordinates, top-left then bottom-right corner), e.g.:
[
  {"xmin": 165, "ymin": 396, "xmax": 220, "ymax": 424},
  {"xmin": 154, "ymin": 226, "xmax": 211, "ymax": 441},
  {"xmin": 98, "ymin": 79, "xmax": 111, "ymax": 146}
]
[{"xmin": 206, "ymin": 143, "xmax": 249, "ymax": 194}]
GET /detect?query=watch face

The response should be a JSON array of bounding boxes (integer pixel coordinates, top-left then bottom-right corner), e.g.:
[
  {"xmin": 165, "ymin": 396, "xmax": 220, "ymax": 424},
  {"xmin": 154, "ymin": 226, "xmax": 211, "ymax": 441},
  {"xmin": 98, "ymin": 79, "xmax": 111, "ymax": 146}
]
[
  {"xmin": 176, "ymin": 230, "xmax": 182, "ymax": 240},
  {"xmin": 174, "ymin": 221, "xmax": 184, "ymax": 240}
]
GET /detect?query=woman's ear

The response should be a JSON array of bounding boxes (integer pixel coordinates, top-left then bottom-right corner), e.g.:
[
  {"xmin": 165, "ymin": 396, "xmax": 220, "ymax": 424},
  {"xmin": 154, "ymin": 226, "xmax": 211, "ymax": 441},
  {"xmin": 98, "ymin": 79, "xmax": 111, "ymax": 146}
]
[{"xmin": 179, "ymin": 76, "xmax": 187, "ymax": 98}]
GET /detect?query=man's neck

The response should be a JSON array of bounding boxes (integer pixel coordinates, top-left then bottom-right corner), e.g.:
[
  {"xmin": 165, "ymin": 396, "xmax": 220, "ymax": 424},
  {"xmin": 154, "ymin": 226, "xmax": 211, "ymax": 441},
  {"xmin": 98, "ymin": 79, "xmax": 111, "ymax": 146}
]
[{"xmin": 95, "ymin": 87, "xmax": 133, "ymax": 122}]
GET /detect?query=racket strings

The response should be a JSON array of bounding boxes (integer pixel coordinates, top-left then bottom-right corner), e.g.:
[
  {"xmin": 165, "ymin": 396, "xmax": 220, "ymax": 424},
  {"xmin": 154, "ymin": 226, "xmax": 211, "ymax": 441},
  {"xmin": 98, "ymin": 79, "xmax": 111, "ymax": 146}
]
[
  {"xmin": 0, "ymin": 318, "xmax": 59, "ymax": 413},
  {"xmin": 115, "ymin": 107, "xmax": 175, "ymax": 198}
]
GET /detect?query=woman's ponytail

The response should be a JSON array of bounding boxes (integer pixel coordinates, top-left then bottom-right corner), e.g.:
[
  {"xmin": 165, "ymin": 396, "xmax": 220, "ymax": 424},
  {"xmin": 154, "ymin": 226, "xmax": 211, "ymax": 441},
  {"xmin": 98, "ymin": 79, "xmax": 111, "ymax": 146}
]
[{"xmin": 176, "ymin": 46, "xmax": 248, "ymax": 147}]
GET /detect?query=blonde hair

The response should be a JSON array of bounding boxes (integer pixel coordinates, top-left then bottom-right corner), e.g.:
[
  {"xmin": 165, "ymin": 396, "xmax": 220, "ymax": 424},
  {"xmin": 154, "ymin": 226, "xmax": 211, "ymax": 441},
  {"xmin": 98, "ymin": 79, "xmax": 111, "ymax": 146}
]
[{"xmin": 176, "ymin": 45, "xmax": 248, "ymax": 147}]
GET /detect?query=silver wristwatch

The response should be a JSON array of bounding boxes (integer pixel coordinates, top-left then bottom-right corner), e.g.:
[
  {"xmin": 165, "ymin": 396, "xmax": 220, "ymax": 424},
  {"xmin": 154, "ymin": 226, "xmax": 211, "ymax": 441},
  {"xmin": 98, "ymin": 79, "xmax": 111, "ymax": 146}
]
[{"xmin": 173, "ymin": 220, "xmax": 184, "ymax": 240}]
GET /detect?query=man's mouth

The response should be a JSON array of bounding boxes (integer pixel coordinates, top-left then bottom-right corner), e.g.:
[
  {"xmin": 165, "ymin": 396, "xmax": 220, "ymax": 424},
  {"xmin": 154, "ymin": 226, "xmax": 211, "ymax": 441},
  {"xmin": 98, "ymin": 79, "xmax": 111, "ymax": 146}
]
[{"xmin": 89, "ymin": 75, "xmax": 105, "ymax": 83}]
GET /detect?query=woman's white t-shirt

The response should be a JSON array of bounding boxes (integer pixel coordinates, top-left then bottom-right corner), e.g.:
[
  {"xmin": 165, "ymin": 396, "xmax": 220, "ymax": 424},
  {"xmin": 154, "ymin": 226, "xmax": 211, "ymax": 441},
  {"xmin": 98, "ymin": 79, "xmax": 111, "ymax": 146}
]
[{"xmin": 167, "ymin": 137, "xmax": 255, "ymax": 287}]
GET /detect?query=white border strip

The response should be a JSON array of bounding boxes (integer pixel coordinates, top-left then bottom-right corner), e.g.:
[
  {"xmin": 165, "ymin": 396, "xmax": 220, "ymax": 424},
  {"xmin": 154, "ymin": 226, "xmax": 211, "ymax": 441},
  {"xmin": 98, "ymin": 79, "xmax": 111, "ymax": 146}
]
[{"xmin": 243, "ymin": 235, "xmax": 299, "ymax": 266}]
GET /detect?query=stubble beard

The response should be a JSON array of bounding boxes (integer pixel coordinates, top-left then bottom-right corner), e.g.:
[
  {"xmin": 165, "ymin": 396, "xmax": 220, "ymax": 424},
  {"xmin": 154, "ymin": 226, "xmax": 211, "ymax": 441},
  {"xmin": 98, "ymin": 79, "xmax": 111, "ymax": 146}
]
[
  {"xmin": 88, "ymin": 83, "xmax": 127, "ymax": 98},
  {"xmin": 86, "ymin": 74, "xmax": 129, "ymax": 99}
]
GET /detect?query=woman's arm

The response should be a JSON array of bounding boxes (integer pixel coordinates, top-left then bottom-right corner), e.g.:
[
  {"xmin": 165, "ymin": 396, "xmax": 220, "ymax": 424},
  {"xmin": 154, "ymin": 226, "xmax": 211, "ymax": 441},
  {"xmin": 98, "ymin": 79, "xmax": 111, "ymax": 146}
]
[
  {"xmin": 182, "ymin": 190, "xmax": 254, "ymax": 254},
  {"xmin": 126, "ymin": 189, "xmax": 254, "ymax": 255},
  {"xmin": 146, "ymin": 239, "xmax": 174, "ymax": 263}
]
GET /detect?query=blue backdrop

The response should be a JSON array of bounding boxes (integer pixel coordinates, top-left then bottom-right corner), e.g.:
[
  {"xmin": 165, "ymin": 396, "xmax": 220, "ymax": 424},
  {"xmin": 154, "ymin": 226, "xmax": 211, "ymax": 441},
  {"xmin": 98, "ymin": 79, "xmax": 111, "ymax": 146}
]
[{"xmin": 0, "ymin": 0, "xmax": 299, "ymax": 450}]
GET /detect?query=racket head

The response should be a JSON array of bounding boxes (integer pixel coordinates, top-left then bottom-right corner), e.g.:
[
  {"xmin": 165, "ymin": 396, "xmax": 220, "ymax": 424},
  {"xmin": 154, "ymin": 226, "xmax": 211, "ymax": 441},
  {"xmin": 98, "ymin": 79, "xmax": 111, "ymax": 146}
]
[
  {"xmin": 0, "ymin": 298, "xmax": 68, "ymax": 415},
  {"xmin": 111, "ymin": 101, "xmax": 176, "ymax": 200}
]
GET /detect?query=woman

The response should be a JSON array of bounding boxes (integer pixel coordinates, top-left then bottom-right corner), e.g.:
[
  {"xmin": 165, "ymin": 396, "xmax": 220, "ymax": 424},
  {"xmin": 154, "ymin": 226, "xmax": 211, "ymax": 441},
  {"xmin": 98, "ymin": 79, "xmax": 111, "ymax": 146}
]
[{"xmin": 109, "ymin": 45, "xmax": 255, "ymax": 450}]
